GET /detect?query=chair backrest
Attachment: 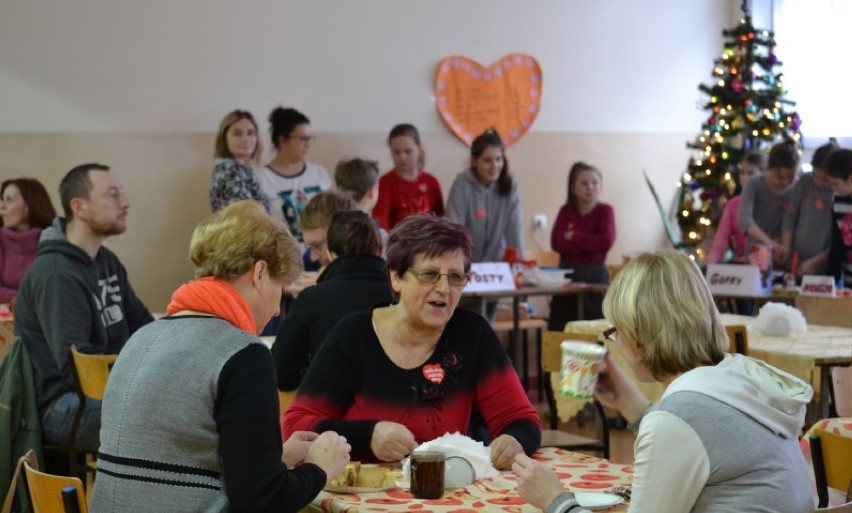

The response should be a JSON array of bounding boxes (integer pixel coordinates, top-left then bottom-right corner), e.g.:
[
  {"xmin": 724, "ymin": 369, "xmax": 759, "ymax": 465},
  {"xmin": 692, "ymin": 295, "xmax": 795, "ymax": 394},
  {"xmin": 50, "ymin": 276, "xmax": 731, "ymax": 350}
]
[
  {"xmin": 812, "ymin": 499, "xmax": 852, "ymax": 512},
  {"xmin": 810, "ymin": 429, "xmax": 852, "ymax": 508},
  {"xmin": 814, "ymin": 502, "xmax": 852, "ymax": 513},
  {"xmin": 833, "ymin": 367, "xmax": 852, "ymax": 418},
  {"xmin": 527, "ymin": 250, "xmax": 559, "ymax": 268},
  {"xmin": 541, "ymin": 331, "xmax": 599, "ymax": 373},
  {"xmin": 23, "ymin": 455, "xmax": 87, "ymax": 513},
  {"xmin": 724, "ymin": 325, "xmax": 748, "ymax": 355},
  {"xmin": 795, "ymin": 296, "xmax": 852, "ymax": 328},
  {"xmin": 70, "ymin": 347, "xmax": 117, "ymax": 400}
]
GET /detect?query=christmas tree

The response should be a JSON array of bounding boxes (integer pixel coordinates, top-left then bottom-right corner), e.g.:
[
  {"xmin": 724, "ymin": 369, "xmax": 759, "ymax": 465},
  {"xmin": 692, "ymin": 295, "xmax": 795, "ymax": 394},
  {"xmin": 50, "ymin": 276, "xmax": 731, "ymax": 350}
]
[{"xmin": 676, "ymin": 11, "xmax": 802, "ymax": 261}]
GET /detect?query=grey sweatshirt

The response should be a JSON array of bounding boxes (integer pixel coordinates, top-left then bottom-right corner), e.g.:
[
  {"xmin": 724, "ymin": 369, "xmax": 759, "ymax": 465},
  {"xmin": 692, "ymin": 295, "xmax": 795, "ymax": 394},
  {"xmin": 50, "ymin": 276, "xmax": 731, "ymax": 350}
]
[
  {"xmin": 738, "ymin": 175, "xmax": 793, "ymax": 253},
  {"xmin": 630, "ymin": 354, "xmax": 813, "ymax": 512},
  {"xmin": 782, "ymin": 173, "xmax": 833, "ymax": 269},
  {"xmin": 446, "ymin": 169, "xmax": 523, "ymax": 262}
]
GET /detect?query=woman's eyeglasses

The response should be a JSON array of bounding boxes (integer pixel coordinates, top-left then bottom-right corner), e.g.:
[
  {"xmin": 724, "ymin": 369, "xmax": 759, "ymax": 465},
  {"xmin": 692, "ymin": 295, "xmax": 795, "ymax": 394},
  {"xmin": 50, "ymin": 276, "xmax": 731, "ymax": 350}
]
[
  {"xmin": 407, "ymin": 268, "xmax": 470, "ymax": 287},
  {"xmin": 603, "ymin": 326, "xmax": 617, "ymax": 341}
]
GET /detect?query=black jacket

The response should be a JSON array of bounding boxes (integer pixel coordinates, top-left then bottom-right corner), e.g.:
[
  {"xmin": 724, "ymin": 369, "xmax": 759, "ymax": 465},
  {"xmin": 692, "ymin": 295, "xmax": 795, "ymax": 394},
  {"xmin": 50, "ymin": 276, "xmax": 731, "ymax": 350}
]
[
  {"xmin": 15, "ymin": 222, "xmax": 152, "ymax": 411},
  {"xmin": 272, "ymin": 254, "xmax": 393, "ymax": 391}
]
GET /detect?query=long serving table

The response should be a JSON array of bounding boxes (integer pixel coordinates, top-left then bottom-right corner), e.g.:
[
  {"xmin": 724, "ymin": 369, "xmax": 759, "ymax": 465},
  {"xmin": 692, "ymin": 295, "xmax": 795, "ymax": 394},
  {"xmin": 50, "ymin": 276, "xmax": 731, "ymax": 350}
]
[
  {"xmin": 555, "ymin": 316, "xmax": 852, "ymax": 427},
  {"xmin": 306, "ymin": 447, "xmax": 632, "ymax": 513},
  {"xmin": 720, "ymin": 314, "xmax": 852, "ymax": 424}
]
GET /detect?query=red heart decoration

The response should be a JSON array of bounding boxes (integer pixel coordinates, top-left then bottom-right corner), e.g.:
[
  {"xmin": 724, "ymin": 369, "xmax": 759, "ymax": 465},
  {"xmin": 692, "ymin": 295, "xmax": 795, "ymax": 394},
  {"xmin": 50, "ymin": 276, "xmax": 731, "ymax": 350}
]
[
  {"xmin": 435, "ymin": 53, "xmax": 542, "ymax": 147},
  {"xmin": 422, "ymin": 363, "xmax": 446, "ymax": 384}
]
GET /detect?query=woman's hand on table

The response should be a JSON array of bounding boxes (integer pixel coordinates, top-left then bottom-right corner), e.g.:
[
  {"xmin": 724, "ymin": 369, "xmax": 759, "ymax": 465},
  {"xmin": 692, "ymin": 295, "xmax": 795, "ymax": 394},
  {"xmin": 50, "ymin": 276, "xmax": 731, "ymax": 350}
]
[
  {"xmin": 281, "ymin": 430, "xmax": 318, "ymax": 469},
  {"xmin": 593, "ymin": 353, "xmax": 650, "ymax": 424},
  {"xmin": 512, "ymin": 453, "xmax": 564, "ymax": 510},
  {"xmin": 304, "ymin": 431, "xmax": 351, "ymax": 484},
  {"xmin": 371, "ymin": 421, "xmax": 418, "ymax": 462},
  {"xmin": 489, "ymin": 434, "xmax": 523, "ymax": 470}
]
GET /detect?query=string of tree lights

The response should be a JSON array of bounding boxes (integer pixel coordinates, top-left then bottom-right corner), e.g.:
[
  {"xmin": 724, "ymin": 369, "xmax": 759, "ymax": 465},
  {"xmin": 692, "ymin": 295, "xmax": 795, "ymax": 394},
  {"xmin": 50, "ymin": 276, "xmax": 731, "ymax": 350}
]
[{"xmin": 676, "ymin": 8, "xmax": 802, "ymax": 260}]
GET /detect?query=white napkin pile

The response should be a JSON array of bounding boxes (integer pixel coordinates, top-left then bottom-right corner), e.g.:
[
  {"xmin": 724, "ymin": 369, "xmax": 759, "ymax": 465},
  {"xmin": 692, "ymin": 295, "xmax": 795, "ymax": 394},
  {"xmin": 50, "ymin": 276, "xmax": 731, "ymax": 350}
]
[
  {"xmin": 402, "ymin": 432, "xmax": 498, "ymax": 480},
  {"xmin": 754, "ymin": 302, "xmax": 807, "ymax": 336}
]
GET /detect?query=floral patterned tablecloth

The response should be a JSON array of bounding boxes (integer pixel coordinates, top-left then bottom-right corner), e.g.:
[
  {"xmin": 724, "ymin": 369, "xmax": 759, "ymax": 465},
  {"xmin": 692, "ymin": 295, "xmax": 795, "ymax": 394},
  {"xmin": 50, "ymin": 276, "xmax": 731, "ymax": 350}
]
[{"xmin": 308, "ymin": 448, "xmax": 632, "ymax": 513}]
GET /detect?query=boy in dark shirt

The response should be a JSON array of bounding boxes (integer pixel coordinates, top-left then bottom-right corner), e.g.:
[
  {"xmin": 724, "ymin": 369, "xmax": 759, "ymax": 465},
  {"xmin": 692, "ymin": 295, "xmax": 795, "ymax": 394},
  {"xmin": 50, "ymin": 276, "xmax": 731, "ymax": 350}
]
[{"xmin": 825, "ymin": 149, "xmax": 852, "ymax": 288}]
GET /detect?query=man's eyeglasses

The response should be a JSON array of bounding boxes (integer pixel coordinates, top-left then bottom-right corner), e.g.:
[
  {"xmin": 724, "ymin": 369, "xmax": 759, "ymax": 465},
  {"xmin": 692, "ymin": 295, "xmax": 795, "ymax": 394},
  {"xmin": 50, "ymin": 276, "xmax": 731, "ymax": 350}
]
[
  {"xmin": 603, "ymin": 326, "xmax": 617, "ymax": 341},
  {"xmin": 287, "ymin": 135, "xmax": 316, "ymax": 144},
  {"xmin": 407, "ymin": 268, "xmax": 470, "ymax": 287}
]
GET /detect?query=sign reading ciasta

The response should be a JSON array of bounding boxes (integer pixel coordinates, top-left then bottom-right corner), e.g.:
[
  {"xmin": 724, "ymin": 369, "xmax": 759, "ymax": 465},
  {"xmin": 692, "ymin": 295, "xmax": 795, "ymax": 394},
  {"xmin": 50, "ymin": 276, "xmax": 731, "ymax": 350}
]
[
  {"xmin": 799, "ymin": 275, "xmax": 836, "ymax": 297},
  {"xmin": 464, "ymin": 262, "xmax": 516, "ymax": 292},
  {"xmin": 705, "ymin": 264, "xmax": 766, "ymax": 296}
]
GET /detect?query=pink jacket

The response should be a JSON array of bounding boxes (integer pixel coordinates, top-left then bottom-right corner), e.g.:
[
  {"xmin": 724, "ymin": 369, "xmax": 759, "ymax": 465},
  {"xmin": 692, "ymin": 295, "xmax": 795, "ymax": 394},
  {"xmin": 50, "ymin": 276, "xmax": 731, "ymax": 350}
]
[
  {"xmin": 0, "ymin": 227, "xmax": 42, "ymax": 302},
  {"xmin": 708, "ymin": 195, "xmax": 746, "ymax": 264}
]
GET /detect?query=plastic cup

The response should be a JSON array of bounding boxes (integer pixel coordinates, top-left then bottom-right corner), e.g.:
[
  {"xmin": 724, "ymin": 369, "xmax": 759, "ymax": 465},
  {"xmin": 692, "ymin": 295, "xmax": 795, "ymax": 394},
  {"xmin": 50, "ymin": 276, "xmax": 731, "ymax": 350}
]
[{"xmin": 559, "ymin": 340, "xmax": 607, "ymax": 400}]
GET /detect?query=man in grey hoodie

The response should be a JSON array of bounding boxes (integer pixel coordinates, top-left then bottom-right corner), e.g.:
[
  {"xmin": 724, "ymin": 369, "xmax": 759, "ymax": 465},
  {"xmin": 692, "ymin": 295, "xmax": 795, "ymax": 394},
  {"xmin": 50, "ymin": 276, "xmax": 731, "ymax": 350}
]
[
  {"xmin": 514, "ymin": 250, "xmax": 813, "ymax": 513},
  {"xmin": 15, "ymin": 163, "xmax": 153, "ymax": 452}
]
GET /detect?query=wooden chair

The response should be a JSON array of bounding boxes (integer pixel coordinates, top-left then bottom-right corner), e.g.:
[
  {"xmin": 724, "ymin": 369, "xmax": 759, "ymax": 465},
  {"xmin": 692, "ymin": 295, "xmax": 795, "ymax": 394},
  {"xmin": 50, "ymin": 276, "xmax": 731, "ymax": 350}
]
[
  {"xmin": 794, "ymin": 296, "xmax": 852, "ymax": 418},
  {"xmin": 724, "ymin": 325, "xmax": 748, "ymax": 355},
  {"xmin": 810, "ymin": 429, "xmax": 852, "ymax": 509},
  {"xmin": 539, "ymin": 330, "xmax": 609, "ymax": 458},
  {"xmin": 813, "ymin": 500, "xmax": 852, "ymax": 513},
  {"xmin": 795, "ymin": 296, "xmax": 852, "ymax": 329},
  {"xmin": 22, "ymin": 449, "xmax": 88, "ymax": 513},
  {"xmin": 44, "ymin": 348, "xmax": 117, "ymax": 487},
  {"xmin": 492, "ymin": 314, "xmax": 547, "ymax": 394}
]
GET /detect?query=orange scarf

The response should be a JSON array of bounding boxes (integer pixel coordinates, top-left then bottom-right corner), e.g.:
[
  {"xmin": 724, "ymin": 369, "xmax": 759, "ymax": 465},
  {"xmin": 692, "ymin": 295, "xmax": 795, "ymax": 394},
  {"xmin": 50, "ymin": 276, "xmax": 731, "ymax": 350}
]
[{"xmin": 166, "ymin": 276, "xmax": 256, "ymax": 334}]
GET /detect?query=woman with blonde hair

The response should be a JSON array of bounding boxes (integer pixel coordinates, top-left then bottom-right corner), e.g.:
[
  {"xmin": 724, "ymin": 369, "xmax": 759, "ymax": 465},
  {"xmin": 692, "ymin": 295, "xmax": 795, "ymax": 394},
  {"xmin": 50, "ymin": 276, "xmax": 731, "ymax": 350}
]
[
  {"xmin": 209, "ymin": 109, "xmax": 271, "ymax": 213},
  {"xmin": 514, "ymin": 250, "xmax": 813, "ymax": 513},
  {"xmin": 91, "ymin": 201, "xmax": 351, "ymax": 513}
]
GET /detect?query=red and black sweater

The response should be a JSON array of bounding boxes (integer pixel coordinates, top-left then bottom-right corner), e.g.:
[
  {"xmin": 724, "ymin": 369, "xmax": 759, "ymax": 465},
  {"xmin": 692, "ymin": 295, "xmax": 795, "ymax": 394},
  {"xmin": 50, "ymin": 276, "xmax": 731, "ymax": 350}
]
[{"xmin": 283, "ymin": 307, "xmax": 542, "ymax": 461}]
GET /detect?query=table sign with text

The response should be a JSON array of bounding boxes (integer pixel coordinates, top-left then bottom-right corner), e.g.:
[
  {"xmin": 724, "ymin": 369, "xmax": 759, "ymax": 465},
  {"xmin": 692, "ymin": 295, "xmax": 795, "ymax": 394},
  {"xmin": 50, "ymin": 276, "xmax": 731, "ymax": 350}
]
[
  {"xmin": 705, "ymin": 263, "xmax": 766, "ymax": 296},
  {"xmin": 464, "ymin": 262, "xmax": 516, "ymax": 292},
  {"xmin": 799, "ymin": 275, "xmax": 836, "ymax": 297}
]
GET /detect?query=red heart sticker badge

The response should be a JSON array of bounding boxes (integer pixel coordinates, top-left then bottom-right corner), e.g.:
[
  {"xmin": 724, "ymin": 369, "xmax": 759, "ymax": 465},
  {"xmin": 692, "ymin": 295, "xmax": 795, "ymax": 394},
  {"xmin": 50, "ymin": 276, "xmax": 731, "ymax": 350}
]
[{"xmin": 422, "ymin": 364, "xmax": 446, "ymax": 384}]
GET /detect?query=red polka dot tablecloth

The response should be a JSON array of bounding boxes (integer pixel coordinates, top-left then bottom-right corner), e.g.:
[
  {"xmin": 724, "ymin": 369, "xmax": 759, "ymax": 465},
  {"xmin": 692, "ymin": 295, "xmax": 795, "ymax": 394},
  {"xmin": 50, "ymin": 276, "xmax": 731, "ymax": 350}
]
[
  {"xmin": 806, "ymin": 417, "xmax": 852, "ymax": 438},
  {"xmin": 309, "ymin": 448, "xmax": 632, "ymax": 512}
]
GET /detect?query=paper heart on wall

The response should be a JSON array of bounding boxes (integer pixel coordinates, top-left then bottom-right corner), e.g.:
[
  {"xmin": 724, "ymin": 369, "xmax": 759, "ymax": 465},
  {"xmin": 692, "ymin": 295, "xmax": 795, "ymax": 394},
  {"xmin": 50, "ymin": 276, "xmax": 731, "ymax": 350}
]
[{"xmin": 435, "ymin": 53, "xmax": 542, "ymax": 147}]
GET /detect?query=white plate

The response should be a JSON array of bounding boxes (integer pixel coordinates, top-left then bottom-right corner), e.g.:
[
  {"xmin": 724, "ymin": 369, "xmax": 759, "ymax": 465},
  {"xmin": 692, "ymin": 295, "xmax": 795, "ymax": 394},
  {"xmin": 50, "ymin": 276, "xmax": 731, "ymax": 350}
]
[{"xmin": 574, "ymin": 492, "xmax": 623, "ymax": 510}]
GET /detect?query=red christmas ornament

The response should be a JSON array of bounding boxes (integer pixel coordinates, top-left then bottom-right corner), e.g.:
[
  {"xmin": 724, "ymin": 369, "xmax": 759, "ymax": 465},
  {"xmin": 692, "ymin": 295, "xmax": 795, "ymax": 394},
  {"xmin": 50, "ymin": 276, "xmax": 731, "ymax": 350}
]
[{"xmin": 731, "ymin": 79, "xmax": 743, "ymax": 93}]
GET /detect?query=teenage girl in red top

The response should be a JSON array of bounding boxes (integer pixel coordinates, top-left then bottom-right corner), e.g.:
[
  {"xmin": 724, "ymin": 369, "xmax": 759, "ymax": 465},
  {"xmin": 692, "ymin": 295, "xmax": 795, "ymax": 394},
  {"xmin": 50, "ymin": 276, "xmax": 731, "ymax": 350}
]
[
  {"xmin": 373, "ymin": 123, "xmax": 444, "ymax": 231},
  {"xmin": 548, "ymin": 162, "xmax": 616, "ymax": 329}
]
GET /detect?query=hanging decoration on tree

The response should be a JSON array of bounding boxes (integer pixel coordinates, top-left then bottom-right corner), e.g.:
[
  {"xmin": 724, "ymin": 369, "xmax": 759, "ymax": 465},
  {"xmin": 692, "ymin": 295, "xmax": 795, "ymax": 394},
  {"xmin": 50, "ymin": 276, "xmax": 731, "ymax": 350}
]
[
  {"xmin": 672, "ymin": 3, "xmax": 802, "ymax": 261},
  {"xmin": 434, "ymin": 53, "xmax": 542, "ymax": 147}
]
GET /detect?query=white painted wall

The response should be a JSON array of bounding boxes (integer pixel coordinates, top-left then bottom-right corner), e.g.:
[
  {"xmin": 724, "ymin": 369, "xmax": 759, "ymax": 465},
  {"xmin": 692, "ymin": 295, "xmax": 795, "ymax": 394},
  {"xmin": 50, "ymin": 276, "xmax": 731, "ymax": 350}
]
[
  {"xmin": 0, "ymin": 0, "xmax": 744, "ymax": 306},
  {"xmin": 0, "ymin": 0, "xmax": 730, "ymax": 133}
]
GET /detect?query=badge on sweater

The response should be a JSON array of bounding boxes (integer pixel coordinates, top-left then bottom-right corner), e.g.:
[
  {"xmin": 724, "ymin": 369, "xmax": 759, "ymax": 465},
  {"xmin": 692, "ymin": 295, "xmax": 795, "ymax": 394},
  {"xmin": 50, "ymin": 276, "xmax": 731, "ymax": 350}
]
[{"xmin": 422, "ymin": 364, "xmax": 446, "ymax": 384}]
